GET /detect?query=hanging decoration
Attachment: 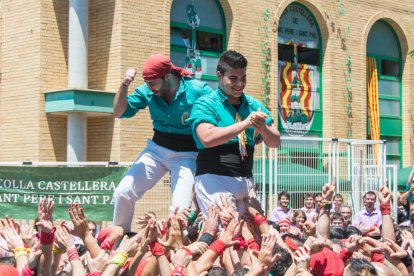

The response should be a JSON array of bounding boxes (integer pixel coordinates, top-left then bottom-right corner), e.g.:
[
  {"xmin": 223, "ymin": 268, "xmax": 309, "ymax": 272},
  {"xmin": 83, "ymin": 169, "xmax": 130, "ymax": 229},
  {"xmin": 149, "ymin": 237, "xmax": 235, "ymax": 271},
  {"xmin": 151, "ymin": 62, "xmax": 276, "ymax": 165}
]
[
  {"xmin": 260, "ymin": 7, "xmax": 271, "ymax": 109},
  {"xmin": 183, "ymin": 3, "xmax": 202, "ymax": 79}
]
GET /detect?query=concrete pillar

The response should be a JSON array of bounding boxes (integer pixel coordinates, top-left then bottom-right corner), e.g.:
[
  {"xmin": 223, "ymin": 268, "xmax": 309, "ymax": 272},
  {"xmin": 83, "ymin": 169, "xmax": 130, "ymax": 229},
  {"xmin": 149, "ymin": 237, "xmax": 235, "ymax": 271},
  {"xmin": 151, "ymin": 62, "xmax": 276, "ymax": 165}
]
[
  {"xmin": 67, "ymin": 113, "xmax": 87, "ymax": 162},
  {"xmin": 68, "ymin": 0, "xmax": 88, "ymax": 88},
  {"xmin": 67, "ymin": 0, "xmax": 88, "ymax": 162}
]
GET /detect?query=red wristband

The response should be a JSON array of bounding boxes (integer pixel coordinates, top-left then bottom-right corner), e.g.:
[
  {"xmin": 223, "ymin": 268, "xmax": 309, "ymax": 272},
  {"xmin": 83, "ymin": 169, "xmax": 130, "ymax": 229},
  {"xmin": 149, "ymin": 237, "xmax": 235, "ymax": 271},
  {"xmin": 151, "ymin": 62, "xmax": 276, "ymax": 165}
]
[
  {"xmin": 253, "ymin": 214, "xmax": 267, "ymax": 226},
  {"xmin": 371, "ymin": 252, "xmax": 384, "ymax": 263},
  {"xmin": 171, "ymin": 264, "xmax": 186, "ymax": 276},
  {"xmin": 209, "ymin": 239, "xmax": 226, "ymax": 255},
  {"xmin": 183, "ymin": 247, "xmax": 193, "ymax": 257},
  {"xmin": 149, "ymin": 241, "xmax": 164, "ymax": 256},
  {"xmin": 100, "ymin": 238, "xmax": 114, "ymax": 250},
  {"xmin": 246, "ymin": 238, "xmax": 260, "ymax": 251},
  {"xmin": 21, "ymin": 265, "xmax": 34, "ymax": 276},
  {"xmin": 380, "ymin": 203, "xmax": 391, "ymax": 215},
  {"xmin": 284, "ymin": 237, "xmax": 298, "ymax": 251},
  {"xmin": 232, "ymin": 236, "xmax": 248, "ymax": 250},
  {"xmin": 39, "ymin": 227, "xmax": 56, "ymax": 245},
  {"xmin": 67, "ymin": 248, "xmax": 80, "ymax": 261},
  {"xmin": 339, "ymin": 248, "xmax": 353, "ymax": 263}
]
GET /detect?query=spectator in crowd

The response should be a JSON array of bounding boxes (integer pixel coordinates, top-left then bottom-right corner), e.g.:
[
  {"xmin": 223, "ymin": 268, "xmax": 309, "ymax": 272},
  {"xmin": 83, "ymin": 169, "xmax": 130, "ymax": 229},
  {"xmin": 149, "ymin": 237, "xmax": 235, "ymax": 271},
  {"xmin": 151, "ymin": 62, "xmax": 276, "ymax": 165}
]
[
  {"xmin": 301, "ymin": 193, "xmax": 318, "ymax": 222},
  {"xmin": 332, "ymin": 193, "xmax": 344, "ymax": 213},
  {"xmin": 292, "ymin": 210, "xmax": 307, "ymax": 234},
  {"xmin": 331, "ymin": 212, "xmax": 344, "ymax": 228},
  {"xmin": 400, "ymin": 201, "xmax": 414, "ymax": 227},
  {"xmin": 340, "ymin": 205, "xmax": 353, "ymax": 228},
  {"xmin": 315, "ymin": 192, "xmax": 323, "ymax": 212},
  {"xmin": 353, "ymin": 191, "xmax": 382, "ymax": 231},
  {"xmin": 269, "ymin": 191, "xmax": 293, "ymax": 223}
]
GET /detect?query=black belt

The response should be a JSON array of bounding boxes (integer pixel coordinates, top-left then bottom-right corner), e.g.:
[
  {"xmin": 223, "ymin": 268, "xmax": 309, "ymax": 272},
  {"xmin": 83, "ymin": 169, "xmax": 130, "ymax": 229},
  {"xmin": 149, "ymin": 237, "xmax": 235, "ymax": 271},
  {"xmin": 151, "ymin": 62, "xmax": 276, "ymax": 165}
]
[
  {"xmin": 196, "ymin": 143, "xmax": 254, "ymax": 177},
  {"xmin": 152, "ymin": 129, "xmax": 197, "ymax": 152}
]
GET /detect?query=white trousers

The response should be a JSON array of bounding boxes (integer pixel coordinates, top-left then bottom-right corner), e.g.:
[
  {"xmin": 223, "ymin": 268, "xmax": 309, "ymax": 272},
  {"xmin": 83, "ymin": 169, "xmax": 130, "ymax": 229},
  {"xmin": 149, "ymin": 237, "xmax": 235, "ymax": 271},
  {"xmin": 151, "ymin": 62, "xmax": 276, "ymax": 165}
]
[
  {"xmin": 112, "ymin": 139, "xmax": 197, "ymax": 232},
  {"xmin": 194, "ymin": 174, "xmax": 254, "ymax": 217}
]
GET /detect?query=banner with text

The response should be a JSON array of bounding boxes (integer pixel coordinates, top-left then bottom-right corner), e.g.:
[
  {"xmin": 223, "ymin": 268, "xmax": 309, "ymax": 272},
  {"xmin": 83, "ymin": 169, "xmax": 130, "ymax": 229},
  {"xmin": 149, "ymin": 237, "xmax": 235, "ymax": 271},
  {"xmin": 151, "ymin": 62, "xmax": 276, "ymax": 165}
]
[{"xmin": 0, "ymin": 166, "xmax": 128, "ymax": 221}]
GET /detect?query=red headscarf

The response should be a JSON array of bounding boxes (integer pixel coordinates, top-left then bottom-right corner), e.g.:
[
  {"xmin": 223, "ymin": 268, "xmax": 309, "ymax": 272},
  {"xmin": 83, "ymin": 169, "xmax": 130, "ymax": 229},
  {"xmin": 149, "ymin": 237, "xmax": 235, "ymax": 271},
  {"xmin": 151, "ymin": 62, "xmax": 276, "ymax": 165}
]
[{"xmin": 142, "ymin": 54, "xmax": 193, "ymax": 81}]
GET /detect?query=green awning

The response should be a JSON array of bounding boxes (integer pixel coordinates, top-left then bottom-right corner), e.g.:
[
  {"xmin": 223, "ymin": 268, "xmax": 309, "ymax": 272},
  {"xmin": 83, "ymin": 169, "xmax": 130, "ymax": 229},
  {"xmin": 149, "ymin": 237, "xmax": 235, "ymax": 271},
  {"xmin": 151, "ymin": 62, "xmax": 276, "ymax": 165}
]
[
  {"xmin": 253, "ymin": 160, "xmax": 351, "ymax": 192},
  {"xmin": 397, "ymin": 166, "xmax": 413, "ymax": 191}
]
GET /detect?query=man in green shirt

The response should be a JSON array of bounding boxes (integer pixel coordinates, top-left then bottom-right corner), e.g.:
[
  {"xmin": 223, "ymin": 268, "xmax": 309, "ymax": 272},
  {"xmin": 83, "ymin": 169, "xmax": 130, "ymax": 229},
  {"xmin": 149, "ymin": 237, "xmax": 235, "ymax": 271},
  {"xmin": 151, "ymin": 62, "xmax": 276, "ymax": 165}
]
[
  {"xmin": 188, "ymin": 50, "xmax": 280, "ymax": 216},
  {"xmin": 112, "ymin": 54, "xmax": 212, "ymax": 232}
]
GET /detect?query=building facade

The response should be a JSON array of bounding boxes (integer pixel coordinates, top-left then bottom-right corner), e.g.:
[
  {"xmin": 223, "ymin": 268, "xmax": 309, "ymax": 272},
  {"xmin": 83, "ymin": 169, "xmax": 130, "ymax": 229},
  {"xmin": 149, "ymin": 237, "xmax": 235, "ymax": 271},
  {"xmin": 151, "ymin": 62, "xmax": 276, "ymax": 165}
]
[{"xmin": 1, "ymin": 0, "xmax": 414, "ymax": 169}]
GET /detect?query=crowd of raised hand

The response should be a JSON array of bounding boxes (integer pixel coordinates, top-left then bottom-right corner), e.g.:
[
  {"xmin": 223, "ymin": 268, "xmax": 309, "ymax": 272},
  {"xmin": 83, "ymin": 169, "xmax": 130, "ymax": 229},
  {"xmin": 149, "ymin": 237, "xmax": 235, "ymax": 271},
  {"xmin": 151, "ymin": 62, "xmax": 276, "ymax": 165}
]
[{"xmin": 0, "ymin": 180, "xmax": 413, "ymax": 275}]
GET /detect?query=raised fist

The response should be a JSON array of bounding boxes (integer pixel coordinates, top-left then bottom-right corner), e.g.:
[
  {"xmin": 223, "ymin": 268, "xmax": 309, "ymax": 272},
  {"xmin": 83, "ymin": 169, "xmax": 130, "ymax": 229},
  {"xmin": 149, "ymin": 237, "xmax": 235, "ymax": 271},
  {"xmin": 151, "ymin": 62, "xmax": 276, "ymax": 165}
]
[{"xmin": 123, "ymin": 68, "xmax": 137, "ymax": 86}]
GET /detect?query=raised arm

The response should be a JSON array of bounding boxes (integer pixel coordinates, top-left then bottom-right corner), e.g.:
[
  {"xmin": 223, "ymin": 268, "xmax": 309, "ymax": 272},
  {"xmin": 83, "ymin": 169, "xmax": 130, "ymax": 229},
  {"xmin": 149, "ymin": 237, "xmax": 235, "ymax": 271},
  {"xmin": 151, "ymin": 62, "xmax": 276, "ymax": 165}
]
[{"xmin": 114, "ymin": 68, "xmax": 137, "ymax": 118}]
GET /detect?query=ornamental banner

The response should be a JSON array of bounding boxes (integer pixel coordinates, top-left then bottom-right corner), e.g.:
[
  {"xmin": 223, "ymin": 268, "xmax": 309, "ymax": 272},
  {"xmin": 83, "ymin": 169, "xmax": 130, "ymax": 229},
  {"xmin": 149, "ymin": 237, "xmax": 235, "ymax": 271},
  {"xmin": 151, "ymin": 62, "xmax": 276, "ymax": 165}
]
[{"xmin": 0, "ymin": 166, "xmax": 128, "ymax": 221}]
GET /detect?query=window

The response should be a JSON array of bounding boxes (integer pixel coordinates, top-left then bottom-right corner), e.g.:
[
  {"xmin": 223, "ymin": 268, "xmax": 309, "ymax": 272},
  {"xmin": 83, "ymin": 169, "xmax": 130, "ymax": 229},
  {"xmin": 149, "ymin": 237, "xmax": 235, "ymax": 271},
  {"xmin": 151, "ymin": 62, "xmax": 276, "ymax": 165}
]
[
  {"xmin": 367, "ymin": 20, "xmax": 402, "ymax": 167},
  {"xmin": 277, "ymin": 3, "xmax": 322, "ymax": 137},
  {"xmin": 170, "ymin": 0, "xmax": 226, "ymax": 88}
]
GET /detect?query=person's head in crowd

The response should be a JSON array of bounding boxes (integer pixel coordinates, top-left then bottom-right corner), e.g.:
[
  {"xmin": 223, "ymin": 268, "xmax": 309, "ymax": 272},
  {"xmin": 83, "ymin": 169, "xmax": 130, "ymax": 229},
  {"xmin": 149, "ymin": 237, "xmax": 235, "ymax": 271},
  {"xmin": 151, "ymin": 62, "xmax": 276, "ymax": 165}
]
[
  {"xmin": 395, "ymin": 226, "xmax": 412, "ymax": 246},
  {"xmin": 341, "ymin": 205, "xmax": 352, "ymax": 226},
  {"xmin": 232, "ymin": 267, "xmax": 249, "ymax": 276},
  {"xmin": 216, "ymin": 50, "xmax": 247, "ymax": 100},
  {"xmin": 292, "ymin": 210, "xmax": 306, "ymax": 229},
  {"xmin": 287, "ymin": 226, "xmax": 303, "ymax": 239},
  {"xmin": 333, "ymin": 194, "xmax": 344, "ymax": 212},
  {"xmin": 343, "ymin": 258, "xmax": 378, "ymax": 276},
  {"xmin": 331, "ymin": 212, "xmax": 344, "ymax": 228},
  {"xmin": 270, "ymin": 245, "xmax": 293, "ymax": 276},
  {"xmin": 363, "ymin": 191, "xmax": 377, "ymax": 212},
  {"xmin": 314, "ymin": 193, "xmax": 323, "ymax": 210},
  {"xmin": 397, "ymin": 198, "xmax": 408, "ymax": 224},
  {"xmin": 88, "ymin": 220, "xmax": 97, "ymax": 238},
  {"xmin": 303, "ymin": 193, "xmax": 315, "ymax": 210},
  {"xmin": 371, "ymin": 262, "xmax": 393, "ymax": 276},
  {"xmin": 207, "ymin": 266, "xmax": 227, "ymax": 276},
  {"xmin": 408, "ymin": 201, "xmax": 414, "ymax": 223},
  {"xmin": 278, "ymin": 219, "xmax": 291, "ymax": 234},
  {"xmin": 277, "ymin": 191, "xmax": 290, "ymax": 210},
  {"xmin": 344, "ymin": 225, "xmax": 362, "ymax": 238},
  {"xmin": 0, "ymin": 256, "xmax": 16, "ymax": 266},
  {"xmin": 330, "ymin": 226, "xmax": 345, "ymax": 240},
  {"xmin": 55, "ymin": 253, "xmax": 71, "ymax": 276}
]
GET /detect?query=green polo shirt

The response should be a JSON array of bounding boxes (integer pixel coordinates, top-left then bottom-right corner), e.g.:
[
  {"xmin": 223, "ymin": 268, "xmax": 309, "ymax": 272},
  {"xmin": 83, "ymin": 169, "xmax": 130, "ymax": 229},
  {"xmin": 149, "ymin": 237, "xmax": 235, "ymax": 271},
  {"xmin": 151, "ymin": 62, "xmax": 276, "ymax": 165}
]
[
  {"xmin": 188, "ymin": 88, "xmax": 274, "ymax": 149},
  {"xmin": 121, "ymin": 77, "xmax": 213, "ymax": 135}
]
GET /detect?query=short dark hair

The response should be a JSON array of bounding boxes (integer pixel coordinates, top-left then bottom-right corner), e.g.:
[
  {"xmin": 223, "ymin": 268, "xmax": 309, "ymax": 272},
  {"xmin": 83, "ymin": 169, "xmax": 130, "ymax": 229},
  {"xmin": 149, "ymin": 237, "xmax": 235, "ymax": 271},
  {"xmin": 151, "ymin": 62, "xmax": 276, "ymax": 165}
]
[
  {"xmin": 217, "ymin": 50, "xmax": 247, "ymax": 75},
  {"xmin": 331, "ymin": 212, "xmax": 344, "ymax": 222},
  {"xmin": 333, "ymin": 194, "xmax": 344, "ymax": 201},
  {"xmin": 232, "ymin": 268, "xmax": 250, "ymax": 276},
  {"xmin": 0, "ymin": 257, "xmax": 16, "ymax": 266},
  {"xmin": 363, "ymin": 191, "xmax": 376, "ymax": 200},
  {"xmin": 344, "ymin": 226, "xmax": 362, "ymax": 238},
  {"xmin": 208, "ymin": 267, "xmax": 227, "ymax": 276},
  {"xmin": 278, "ymin": 191, "xmax": 290, "ymax": 201},
  {"xmin": 347, "ymin": 258, "xmax": 378, "ymax": 275},
  {"xmin": 330, "ymin": 226, "xmax": 345, "ymax": 239},
  {"xmin": 304, "ymin": 193, "xmax": 314, "ymax": 200},
  {"xmin": 270, "ymin": 245, "xmax": 293, "ymax": 276},
  {"xmin": 314, "ymin": 193, "xmax": 323, "ymax": 198}
]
